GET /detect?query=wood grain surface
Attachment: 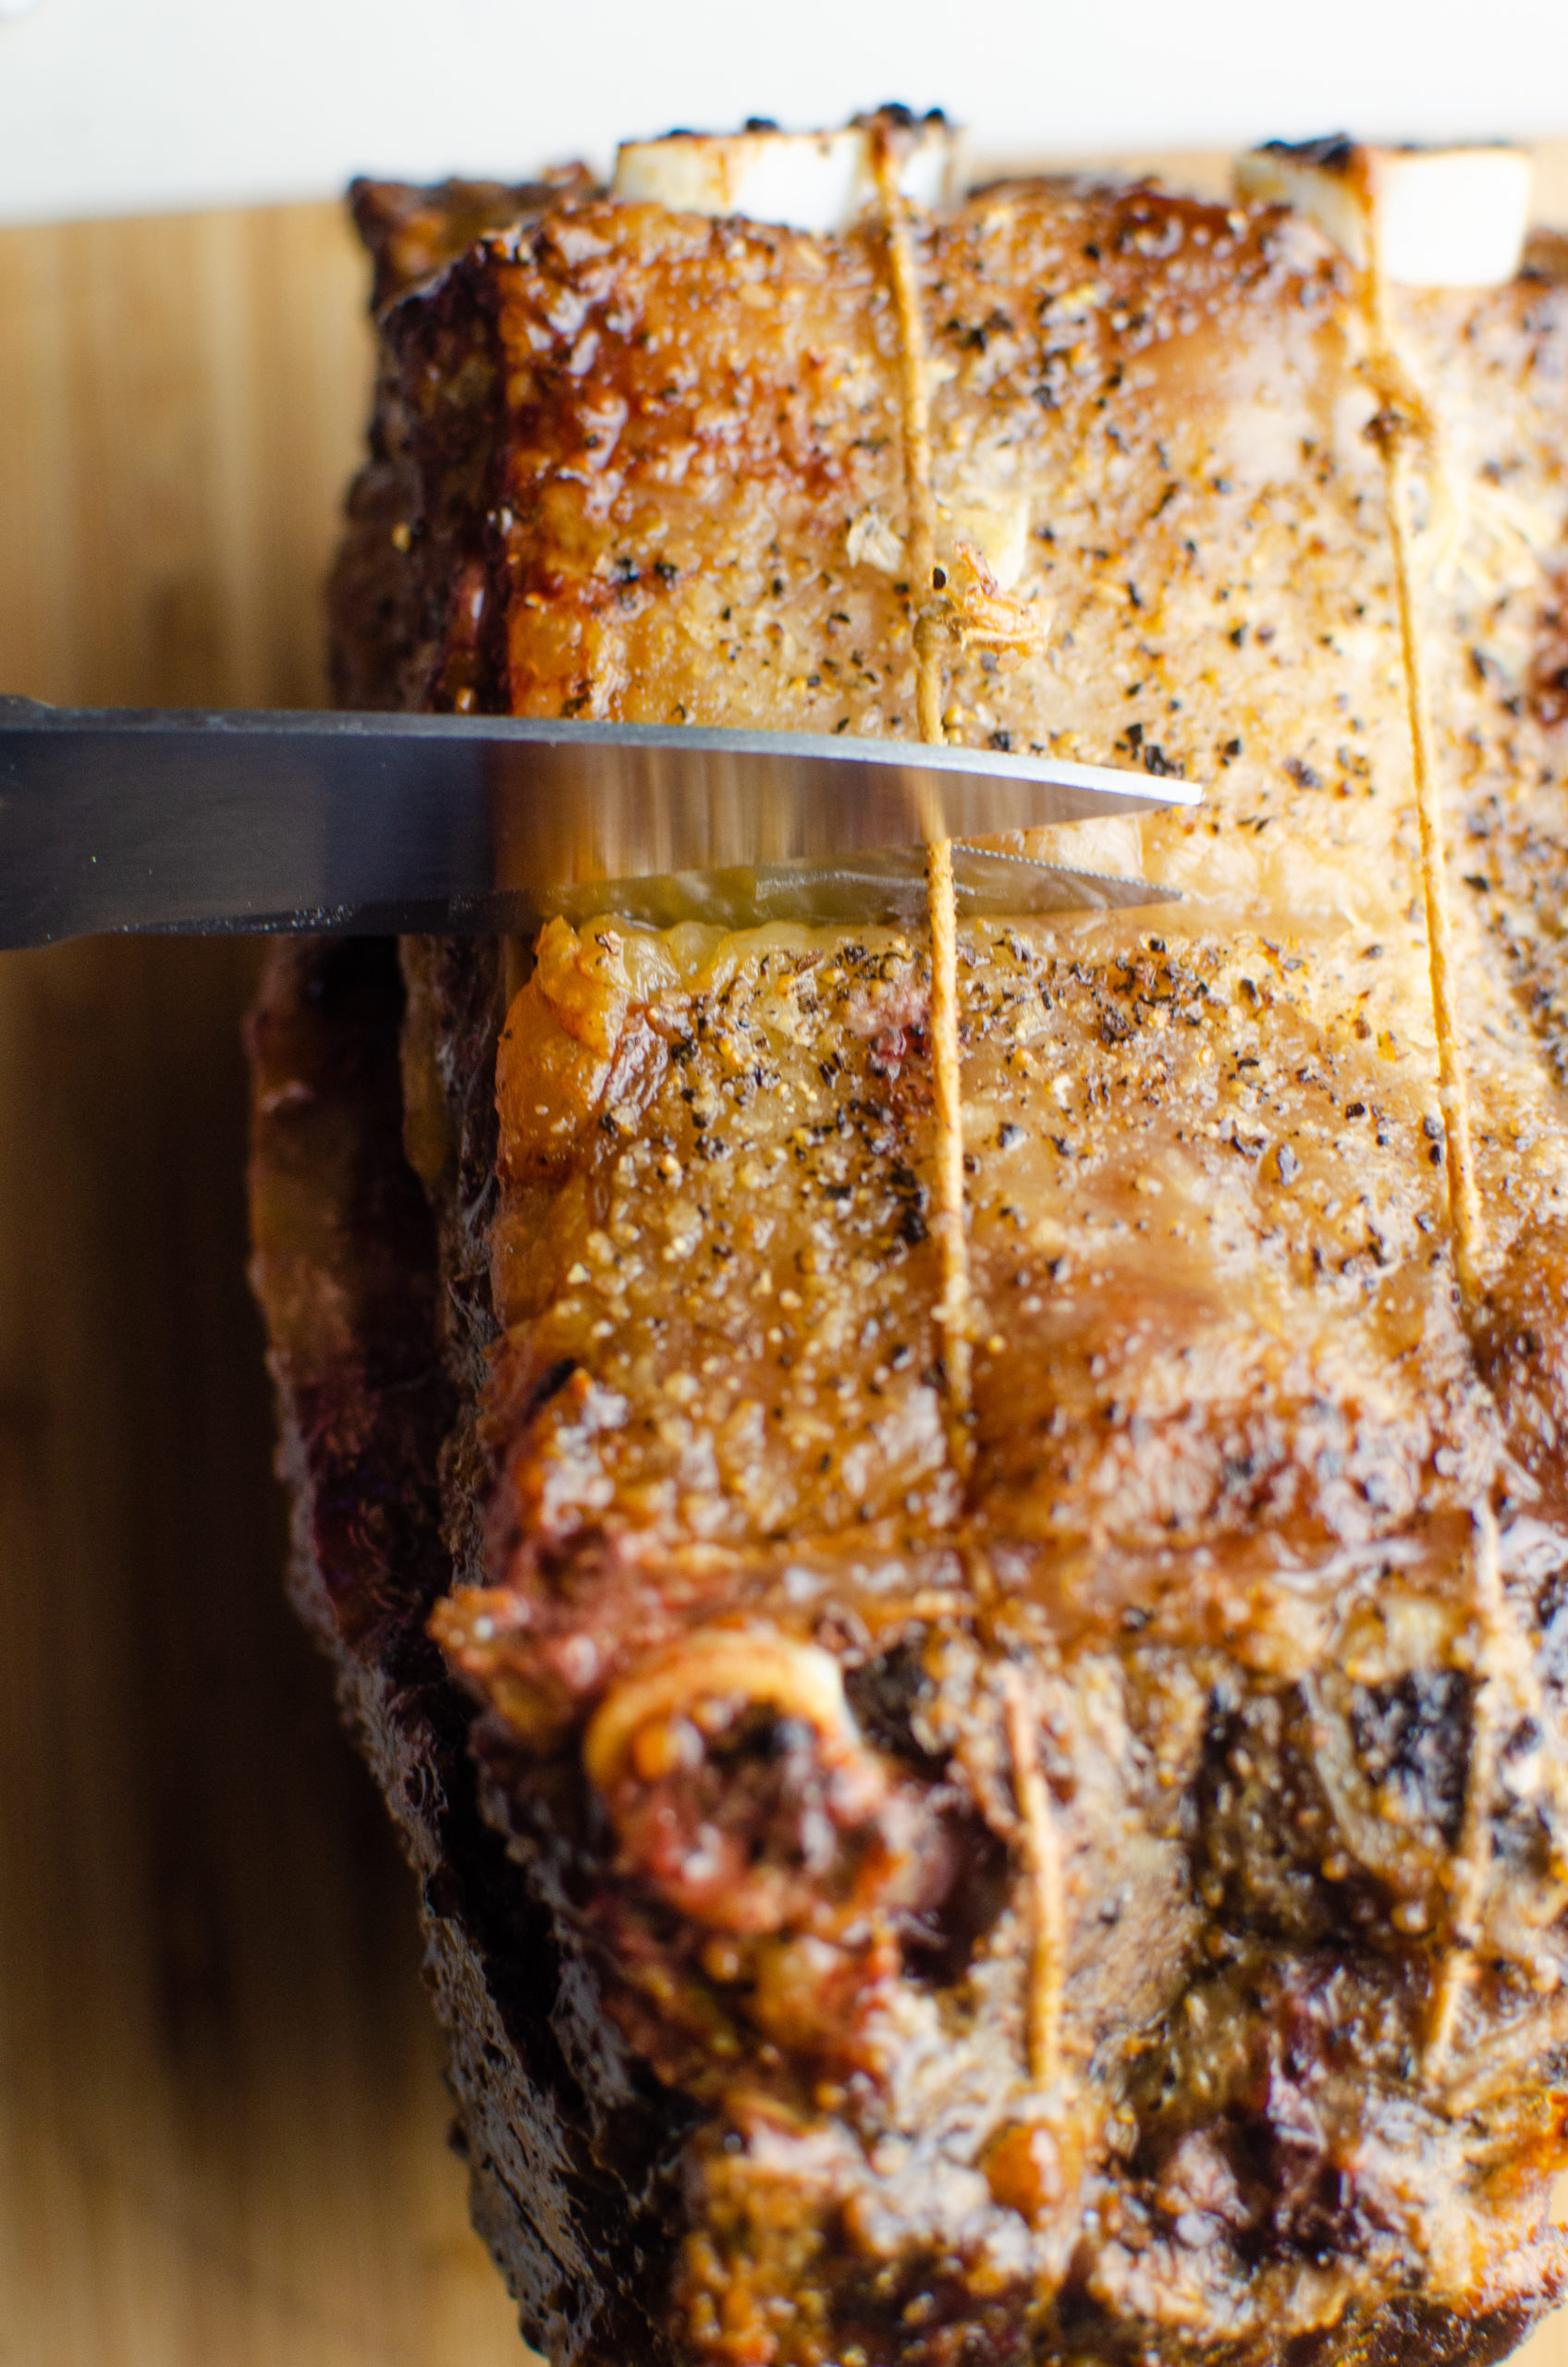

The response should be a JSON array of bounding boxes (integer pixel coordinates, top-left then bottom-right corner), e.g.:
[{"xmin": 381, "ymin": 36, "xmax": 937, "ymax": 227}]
[
  {"xmin": 3, "ymin": 166, "xmax": 1568, "ymax": 2367},
  {"xmin": 0, "ymin": 200, "xmax": 532, "ymax": 2367}
]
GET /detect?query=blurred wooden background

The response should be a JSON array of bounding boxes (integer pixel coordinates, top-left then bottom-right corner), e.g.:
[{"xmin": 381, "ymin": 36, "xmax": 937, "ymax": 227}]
[
  {"xmin": 0, "ymin": 201, "xmax": 530, "ymax": 2367},
  {"xmin": 4, "ymin": 162, "xmax": 1568, "ymax": 2367}
]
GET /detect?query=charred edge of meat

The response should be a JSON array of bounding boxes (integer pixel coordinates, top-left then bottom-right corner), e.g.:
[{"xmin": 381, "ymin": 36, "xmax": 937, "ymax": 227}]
[
  {"xmin": 1195, "ymin": 1669, "xmax": 1474, "ymax": 1946},
  {"xmin": 248, "ymin": 938, "xmax": 690, "ymax": 2365},
  {"xmin": 349, "ymin": 170, "xmax": 601, "ymax": 313}
]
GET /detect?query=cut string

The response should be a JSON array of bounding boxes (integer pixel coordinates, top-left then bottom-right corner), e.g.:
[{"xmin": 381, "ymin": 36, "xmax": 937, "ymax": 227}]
[
  {"xmin": 1001, "ymin": 1665, "xmax": 1068, "ymax": 2091},
  {"xmin": 1423, "ymin": 1502, "xmax": 1544, "ymax": 2081},
  {"xmin": 872, "ymin": 128, "xmax": 974, "ymax": 1465},
  {"xmin": 925, "ymin": 836, "xmax": 974, "ymax": 1456},
  {"xmin": 1426, "ymin": 1505, "xmax": 1503, "ymax": 2077},
  {"xmin": 1360, "ymin": 216, "xmax": 1525, "ymax": 2085},
  {"xmin": 1362, "ymin": 227, "xmax": 1485, "ymax": 1308},
  {"xmin": 875, "ymin": 127, "xmax": 1066, "ymax": 2095}
]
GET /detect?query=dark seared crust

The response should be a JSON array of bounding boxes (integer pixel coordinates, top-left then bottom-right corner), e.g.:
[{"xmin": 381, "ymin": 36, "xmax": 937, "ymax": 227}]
[
  {"xmin": 1288, "ymin": 2298, "xmax": 1538, "ymax": 2367},
  {"xmin": 349, "ymin": 172, "xmax": 600, "ymax": 313},
  {"xmin": 246, "ymin": 937, "xmax": 686, "ymax": 2365},
  {"xmin": 326, "ymin": 422, "xmax": 430, "ymax": 711},
  {"xmin": 328, "ymin": 170, "xmax": 598, "ymax": 712}
]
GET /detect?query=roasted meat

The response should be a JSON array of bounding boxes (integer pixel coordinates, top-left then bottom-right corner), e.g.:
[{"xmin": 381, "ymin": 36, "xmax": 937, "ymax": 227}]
[
  {"xmin": 251, "ymin": 124, "xmax": 1568, "ymax": 2367},
  {"xmin": 327, "ymin": 165, "xmax": 599, "ymax": 710}
]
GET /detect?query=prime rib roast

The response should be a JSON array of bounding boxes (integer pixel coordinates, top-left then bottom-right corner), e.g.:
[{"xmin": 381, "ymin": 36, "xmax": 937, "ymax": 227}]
[{"xmin": 246, "ymin": 111, "xmax": 1568, "ymax": 2367}]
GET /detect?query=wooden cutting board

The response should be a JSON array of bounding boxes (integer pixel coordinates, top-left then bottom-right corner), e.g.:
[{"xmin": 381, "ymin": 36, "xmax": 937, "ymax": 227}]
[
  {"xmin": 2, "ymin": 174, "xmax": 1567, "ymax": 2367},
  {"xmin": 0, "ymin": 199, "xmax": 533, "ymax": 2367}
]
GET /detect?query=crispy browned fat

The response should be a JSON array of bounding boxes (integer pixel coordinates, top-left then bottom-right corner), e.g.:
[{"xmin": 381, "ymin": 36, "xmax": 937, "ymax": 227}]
[{"xmin": 251, "ymin": 132, "xmax": 1568, "ymax": 2367}]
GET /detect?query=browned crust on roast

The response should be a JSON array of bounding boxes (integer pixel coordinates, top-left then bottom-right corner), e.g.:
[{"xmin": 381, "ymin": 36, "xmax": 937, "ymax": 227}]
[
  {"xmin": 246, "ymin": 936, "xmax": 690, "ymax": 2366},
  {"xmin": 328, "ymin": 170, "xmax": 599, "ymax": 712},
  {"xmin": 260, "ymin": 166, "xmax": 1568, "ymax": 2367},
  {"xmin": 248, "ymin": 929, "xmax": 1568, "ymax": 2367}
]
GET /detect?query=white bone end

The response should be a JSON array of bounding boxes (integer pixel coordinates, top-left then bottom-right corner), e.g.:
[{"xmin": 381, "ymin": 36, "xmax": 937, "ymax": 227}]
[
  {"xmin": 1236, "ymin": 138, "xmax": 1532, "ymax": 288},
  {"xmin": 612, "ymin": 116, "xmax": 964, "ymax": 235}
]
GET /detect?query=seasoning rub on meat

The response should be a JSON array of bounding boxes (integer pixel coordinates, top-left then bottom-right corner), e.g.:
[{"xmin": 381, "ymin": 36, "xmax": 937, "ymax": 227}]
[{"xmin": 251, "ymin": 109, "xmax": 1568, "ymax": 2367}]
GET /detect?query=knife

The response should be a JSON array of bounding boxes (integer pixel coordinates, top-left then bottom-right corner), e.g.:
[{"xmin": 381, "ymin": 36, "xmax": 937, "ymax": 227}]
[{"xmin": 0, "ymin": 698, "xmax": 1200, "ymax": 948}]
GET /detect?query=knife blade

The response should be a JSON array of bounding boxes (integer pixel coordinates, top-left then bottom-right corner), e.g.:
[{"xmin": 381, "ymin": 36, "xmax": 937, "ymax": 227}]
[{"xmin": 0, "ymin": 699, "xmax": 1200, "ymax": 948}]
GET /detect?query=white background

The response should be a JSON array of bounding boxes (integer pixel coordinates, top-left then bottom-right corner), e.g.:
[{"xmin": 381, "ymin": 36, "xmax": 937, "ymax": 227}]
[{"xmin": 1, "ymin": 0, "xmax": 1566, "ymax": 226}]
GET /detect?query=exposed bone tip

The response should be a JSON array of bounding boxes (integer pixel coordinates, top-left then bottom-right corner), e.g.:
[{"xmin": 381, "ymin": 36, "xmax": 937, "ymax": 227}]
[
  {"xmin": 612, "ymin": 111, "xmax": 966, "ymax": 235},
  {"xmin": 1235, "ymin": 138, "xmax": 1532, "ymax": 288}
]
